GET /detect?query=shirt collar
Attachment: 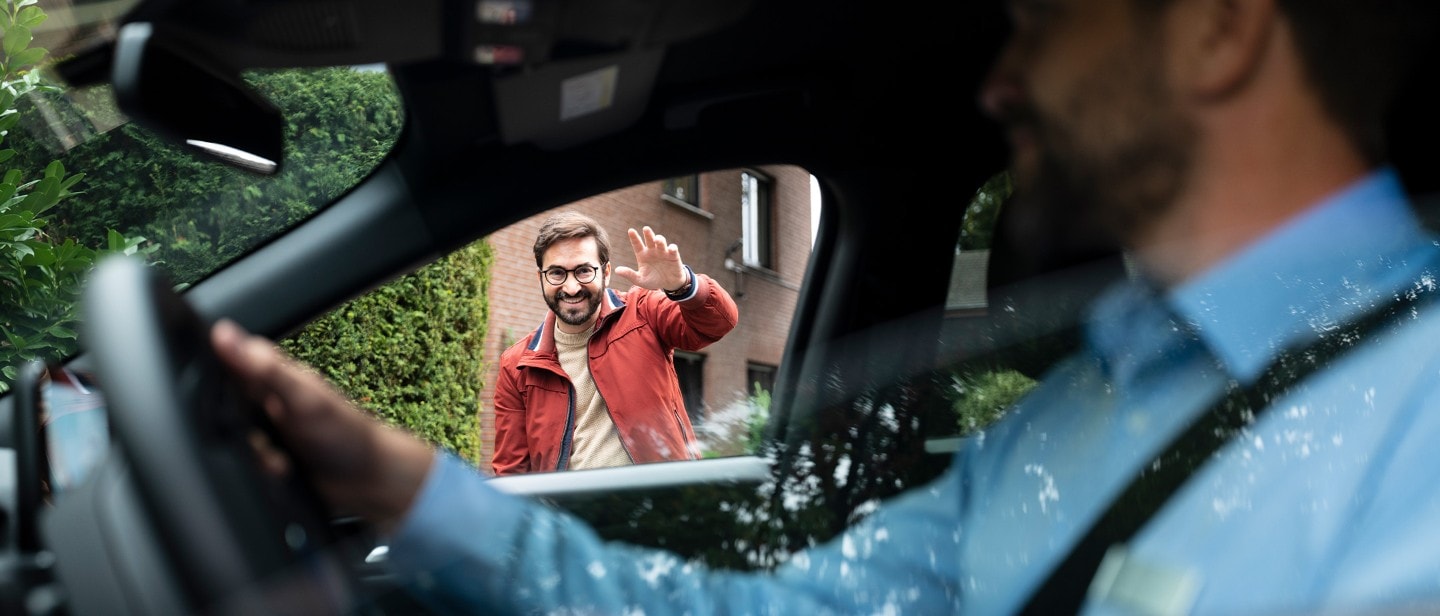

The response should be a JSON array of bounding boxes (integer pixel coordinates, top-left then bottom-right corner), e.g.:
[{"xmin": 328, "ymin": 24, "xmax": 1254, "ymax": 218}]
[{"xmin": 1162, "ymin": 167, "xmax": 1434, "ymax": 382}]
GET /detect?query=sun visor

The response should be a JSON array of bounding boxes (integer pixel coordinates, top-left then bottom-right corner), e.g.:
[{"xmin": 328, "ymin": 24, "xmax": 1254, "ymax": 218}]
[{"xmin": 493, "ymin": 48, "xmax": 662, "ymax": 150}]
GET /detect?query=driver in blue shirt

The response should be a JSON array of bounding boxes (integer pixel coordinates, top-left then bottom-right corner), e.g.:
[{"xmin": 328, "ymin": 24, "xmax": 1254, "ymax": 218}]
[{"xmin": 211, "ymin": 0, "xmax": 1440, "ymax": 613}]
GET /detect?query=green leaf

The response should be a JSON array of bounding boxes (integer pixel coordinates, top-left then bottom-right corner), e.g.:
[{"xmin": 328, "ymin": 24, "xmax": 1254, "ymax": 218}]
[
  {"xmin": 107, "ymin": 228, "xmax": 125, "ymax": 252},
  {"xmin": 0, "ymin": 212, "xmax": 27, "ymax": 230},
  {"xmin": 17, "ymin": 1, "xmax": 40, "ymax": 9},
  {"xmin": 18, "ymin": 177, "xmax": 58, "ymax": 214},
  {"xmin": 59, "ymin": 172, "xmax": 83, "ymax": 192},
  {"xmin": 16, "ymin": 6, "xmax": 45, "ymax": 28},
  {"xmin": 9, "ymin": 47, "xmax": 43, "ymax": 70},
  {"xmin": 10, "ymin": 241, "xmax": 34, "ymax": 259},
  {"xmin": 23, "ymin": 241, "xmax": 54, "ymax": 266},
  {"xmin": 0, "ymin": 149, "xmax": 13, "ymax": 164},
  {"xmin": 3, "ymin": 24, "xmax": 33, "ymax": 59},
  {"xmin": 44, "ymin": 159, "xmax": 63, "ymax": 178},
  {"xmin": 120, "ymin": 234, "xmax": 150, "ymax": 256}
]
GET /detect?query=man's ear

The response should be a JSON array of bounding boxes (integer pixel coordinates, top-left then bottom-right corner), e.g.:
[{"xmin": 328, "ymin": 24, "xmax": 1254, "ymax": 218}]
[{"xmin": 1170, "ymin": 0, "xmax": 1279, "ymax": 100}]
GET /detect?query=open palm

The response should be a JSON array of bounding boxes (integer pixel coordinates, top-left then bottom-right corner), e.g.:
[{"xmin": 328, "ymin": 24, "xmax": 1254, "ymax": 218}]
[{"xmin": 612, "ymin": 226, "xmax": 689, "ymax": 291}]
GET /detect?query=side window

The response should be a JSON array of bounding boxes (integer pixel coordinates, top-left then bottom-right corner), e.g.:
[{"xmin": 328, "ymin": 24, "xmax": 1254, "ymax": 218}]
[
  {"xmin": 935, "ymin": 170, "xmax": 1130, "ymax": 449},
  {"xmin": 284, "ymin": 166, "xmax": 815, "ymax": 475},
  {"xmin": 740, "ymin": 169, "xmax": 774, "ymax": 270},
  {"xmin": 940, "ymin": 172, "xmax": 1038, "ymax": 444}
]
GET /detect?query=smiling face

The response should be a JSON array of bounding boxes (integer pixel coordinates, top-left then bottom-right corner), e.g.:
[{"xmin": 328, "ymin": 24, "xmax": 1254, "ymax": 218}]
[
  {"xmin": 980, "ymin": 0, "xmax": 1196, "ymax": 250},
  {"xmin": 540, "ymin": 236, "xmax": 612, "ymax": 333}
]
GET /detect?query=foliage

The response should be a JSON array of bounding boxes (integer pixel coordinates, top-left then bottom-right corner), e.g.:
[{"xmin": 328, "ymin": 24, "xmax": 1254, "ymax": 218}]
[
  {"xmin": 280, "ymin": 240, "xmax": 495, "ymax": 462},
  {"xmin": 949, "ymin": 367, "xmax": 1036, "ymax": 436},
  {"xmin": 745, "ymin": 382, "xmax": 771, "ymax": 450},
  {"xmin": 14, "ymin": 66, "xmax": 402, "ymax": 286},
  {"xmin": 959, "ymin": 171, "xmax": 1012, "ymax": 251},
  {"xmin": 699, "ymin": 382, "xmax": 773, "ymax": 459},
  {"xmin": 0, "ymin": 1, "xmax": 148, "ymax": 390}
]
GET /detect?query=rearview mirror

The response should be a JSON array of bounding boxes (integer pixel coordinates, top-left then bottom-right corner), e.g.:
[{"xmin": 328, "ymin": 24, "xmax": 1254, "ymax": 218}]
[{"xmin": 111, "ymin": 22, "xmax": 283, "ymax": 175}]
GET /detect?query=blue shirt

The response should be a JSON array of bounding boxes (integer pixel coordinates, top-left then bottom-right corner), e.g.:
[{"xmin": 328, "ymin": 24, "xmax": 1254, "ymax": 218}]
[{"xmin": 386, "ymin": 168, "xmax": 1440, "ymax": 614}]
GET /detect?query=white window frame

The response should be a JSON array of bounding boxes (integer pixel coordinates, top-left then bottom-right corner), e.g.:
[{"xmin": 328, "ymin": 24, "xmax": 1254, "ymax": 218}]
[{"xmin": 740, "ymin": 170, "xmax": 773, "ymax": 269}]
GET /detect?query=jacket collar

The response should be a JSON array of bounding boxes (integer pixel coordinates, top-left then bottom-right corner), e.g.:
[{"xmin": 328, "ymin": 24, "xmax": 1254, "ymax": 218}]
[{"xmin": 525, "ymin": 288, "xmax": 628, "ymax": 353}]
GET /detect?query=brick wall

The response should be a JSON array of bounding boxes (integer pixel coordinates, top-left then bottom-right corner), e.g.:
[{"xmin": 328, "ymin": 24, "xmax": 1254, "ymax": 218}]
[{"xmin": 476, "ymin": 165, "xmax": 813, "ymax": 472}]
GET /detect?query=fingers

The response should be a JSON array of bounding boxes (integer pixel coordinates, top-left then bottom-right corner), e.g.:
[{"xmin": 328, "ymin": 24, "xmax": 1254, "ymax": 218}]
[
  {"xmin": 212, "ymin": 318, "xmax": 286, "ymax": 385},
  {"xmin": 649, "ymin": 229, "xmax": 675, "ymax": 256},
  {"xmin": 212, "ymin": 319, "xmax": 278, "ymax": 406},
  {"xmin": 628, "ymin": 226, "xmax": 681, "ymax": 259},
  {"xmin": 213, "ymin": 319, "xmax": 316, "ymax": 417},
  {"xmin": 211, "ymin": 319, "xmax": 433, "ymax": 524},
  {"xmin": 248, "ymin": 429, "xmax": 292, "ymax": 477},
  {"xmin": 611, "ymin": 264, "xmax": 638, "ymax": 284},
  {"xmin": 212, "ymin": 319, "xmax": 351, "ymax": 447},
  {"xmin": 627, "ymin": 226, "xmax": 647, "ymax": 255},
  {"xmin": 622, "ymin": 226, "xmax": 687, "ymax": 291}
]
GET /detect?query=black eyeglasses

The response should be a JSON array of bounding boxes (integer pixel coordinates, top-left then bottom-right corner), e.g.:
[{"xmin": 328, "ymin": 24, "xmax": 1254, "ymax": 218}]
[{"xmin": 541, "ymin": 263, "xmax": 602, "ymax": 285}]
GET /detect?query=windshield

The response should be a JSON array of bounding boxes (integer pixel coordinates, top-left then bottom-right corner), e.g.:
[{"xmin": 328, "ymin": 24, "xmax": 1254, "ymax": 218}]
[{"xmin": 0, "ymin": 0, "xmax": 403, "ymax": 389}]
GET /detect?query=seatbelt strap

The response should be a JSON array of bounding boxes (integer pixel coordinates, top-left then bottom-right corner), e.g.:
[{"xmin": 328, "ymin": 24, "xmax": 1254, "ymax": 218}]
[{"xmin": 1019, "ymin": 282, "xmax": 1437, "ymax": 614}]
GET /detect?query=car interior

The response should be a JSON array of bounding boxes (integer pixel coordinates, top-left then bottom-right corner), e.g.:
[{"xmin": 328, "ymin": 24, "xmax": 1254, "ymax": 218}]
[{"xmin": 2, "ymin": 0, "xmax": 1437, "ymax": 613}]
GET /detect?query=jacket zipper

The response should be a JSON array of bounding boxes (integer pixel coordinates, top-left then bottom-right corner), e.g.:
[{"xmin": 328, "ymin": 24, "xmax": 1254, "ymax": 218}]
[
  {"xmin": 556, "ymin": 384, "xmax": 576, "ymax": 471},
  {"xmin": 669, "ymin": 407, "xmax": 696, "ymax": 460}
]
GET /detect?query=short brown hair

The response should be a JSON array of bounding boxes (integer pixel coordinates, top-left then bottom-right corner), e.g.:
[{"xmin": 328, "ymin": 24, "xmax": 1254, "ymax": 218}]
[
  {"xmin": 1274, "ymin": 0, "xmax": 1438, "ymax": 163},
  {"xmin": 1136, "ymin": 0, "xmax": 1439, "ymax": 163},
  {"xmin": 532, "ymin": 211, "xmax": 612, "ymax": 268}
]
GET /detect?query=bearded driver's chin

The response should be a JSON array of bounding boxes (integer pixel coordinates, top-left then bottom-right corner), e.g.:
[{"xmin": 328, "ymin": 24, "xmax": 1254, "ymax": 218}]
[{"xmin": 1008, "ymin": 141, "xmax": 1041, "ymax": 190}]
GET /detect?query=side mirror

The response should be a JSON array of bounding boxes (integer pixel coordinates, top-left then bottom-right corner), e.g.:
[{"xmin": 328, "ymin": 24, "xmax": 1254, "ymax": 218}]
[{"xmin": 111, "ymin": 23, "xmax": 283, "ymax": 175}]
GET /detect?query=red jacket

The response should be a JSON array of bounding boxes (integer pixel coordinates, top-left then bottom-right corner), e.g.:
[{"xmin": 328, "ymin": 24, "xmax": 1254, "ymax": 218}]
[{"xmin": 492, "ymin": 269, "xmax": 739, "ymax": 475}]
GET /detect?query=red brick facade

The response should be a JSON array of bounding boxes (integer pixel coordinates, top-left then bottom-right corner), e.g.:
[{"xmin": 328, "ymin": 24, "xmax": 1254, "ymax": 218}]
[{"xmin": 477, "ymin": 165, "xmax": 813, "ymax": 472}]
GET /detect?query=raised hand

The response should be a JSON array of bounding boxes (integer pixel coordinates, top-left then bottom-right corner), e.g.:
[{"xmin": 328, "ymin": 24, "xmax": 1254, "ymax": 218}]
[{"xmin": 612, "ymin": 226, "xmax": 689, "ymax": 291}]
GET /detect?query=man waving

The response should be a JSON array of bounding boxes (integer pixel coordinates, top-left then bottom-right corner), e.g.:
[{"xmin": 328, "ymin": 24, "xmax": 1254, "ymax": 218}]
[{"xmin": 491, "ymin": 211, "xmax": 739, "ymax": 475}]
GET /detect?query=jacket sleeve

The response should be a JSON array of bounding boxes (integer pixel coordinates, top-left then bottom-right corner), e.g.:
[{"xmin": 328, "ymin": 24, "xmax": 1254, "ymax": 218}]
[
  {"xmin": 491, "ymin": 351, "xmax": 529, "ymax": 476},
  {"xmin": 644, "ymin": 266, "xmax": 739, "ymax": 351}
]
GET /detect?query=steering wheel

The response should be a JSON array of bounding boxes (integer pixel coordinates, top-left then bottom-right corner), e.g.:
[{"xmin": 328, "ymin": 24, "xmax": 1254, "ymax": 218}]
[{"xmin": 80, "ymin": 255, "xmax": 357, "ymax": 614}]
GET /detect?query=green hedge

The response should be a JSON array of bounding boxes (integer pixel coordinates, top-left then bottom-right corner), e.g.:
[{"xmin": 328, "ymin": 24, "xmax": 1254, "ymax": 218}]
[{"xmin": 280, "ymin": 240, "xmax": 494, "ymax": 463}]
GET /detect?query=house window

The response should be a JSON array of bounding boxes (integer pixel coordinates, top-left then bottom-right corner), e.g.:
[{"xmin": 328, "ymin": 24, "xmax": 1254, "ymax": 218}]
[
  {"xmin": 741, "ymin": 170, "xmax": 773, "ymax": 269},
  {"xmin": 674, "ymin": 351, "xmax": 706, "ymax": 424},
  {"xmin": 746, "ymin": 363, "xmax": 776, "ymax": 398},
  {"xmin": 662, "ymin": 175, "xmax": 700, "ymax": 208}
]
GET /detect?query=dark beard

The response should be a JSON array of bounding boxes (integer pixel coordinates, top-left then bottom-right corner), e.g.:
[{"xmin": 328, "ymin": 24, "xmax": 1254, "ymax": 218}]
[
  {"xmin": 1005, "ymin": 54, "xmax": 1195, "ymax": 269},
  {"xmin": 546, "ymin": 289, "xmax": 601, "ymax": 327}
]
